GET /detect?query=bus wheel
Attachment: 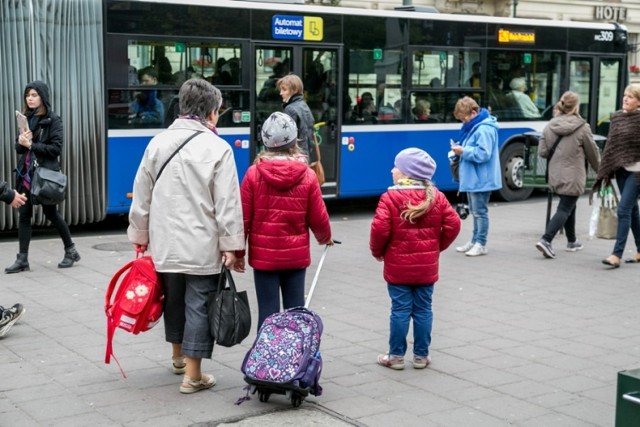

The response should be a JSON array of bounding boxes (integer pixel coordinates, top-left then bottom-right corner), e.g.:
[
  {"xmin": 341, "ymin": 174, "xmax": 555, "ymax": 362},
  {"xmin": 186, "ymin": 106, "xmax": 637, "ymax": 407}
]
[{"xmin": 498, "ymin": 142, "xmax": 533, "ymax": 202}]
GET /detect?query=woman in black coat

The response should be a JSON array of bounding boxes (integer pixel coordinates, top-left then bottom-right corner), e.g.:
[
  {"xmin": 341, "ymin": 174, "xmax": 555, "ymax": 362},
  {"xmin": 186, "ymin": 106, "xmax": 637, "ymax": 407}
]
[{"xmin": 5, "ymin": 81, "xmax": 80, "ymax": 274}]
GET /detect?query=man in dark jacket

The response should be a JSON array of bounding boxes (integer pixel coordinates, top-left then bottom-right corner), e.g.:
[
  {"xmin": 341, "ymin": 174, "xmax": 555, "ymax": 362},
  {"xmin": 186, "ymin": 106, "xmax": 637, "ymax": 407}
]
[
  {"xmin": 0, "ymin": 179, "xmax": 27, "ymax": 208},
  {"xmin": 0, "ymin": 179, "xmax": 26, "ymax": 337}
]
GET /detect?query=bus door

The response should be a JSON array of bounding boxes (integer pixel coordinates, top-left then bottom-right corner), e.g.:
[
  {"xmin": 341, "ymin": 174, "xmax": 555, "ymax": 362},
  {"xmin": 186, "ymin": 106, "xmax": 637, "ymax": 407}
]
[
  {"xmin": 569, "ymin": 56, "xmax": 623, "ymax": 138},
  {"xmin": 253, "ymin": 44, "xmax": 341, "ymax": 196}
]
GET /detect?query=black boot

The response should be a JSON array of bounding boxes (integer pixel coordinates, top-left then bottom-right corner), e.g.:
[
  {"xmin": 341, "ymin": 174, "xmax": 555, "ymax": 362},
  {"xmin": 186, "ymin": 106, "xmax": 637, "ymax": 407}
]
[
  {"xmin": 58, "ymin": 244, "xmax": 81, "ymax": 268},
  {"xmin": 5, "ymin": 253, "xmax": 29, "ymax": 274}
]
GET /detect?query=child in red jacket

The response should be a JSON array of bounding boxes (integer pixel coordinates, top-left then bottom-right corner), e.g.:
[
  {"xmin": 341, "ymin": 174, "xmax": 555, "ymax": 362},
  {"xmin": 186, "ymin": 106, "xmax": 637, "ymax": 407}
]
[
  {"xmin": 370, "ymin": 148, "xmax": 461, "ymax": 369},
  {"xmin": 234, "ymin": 112, "xmax": 334, "ymax": 328}
]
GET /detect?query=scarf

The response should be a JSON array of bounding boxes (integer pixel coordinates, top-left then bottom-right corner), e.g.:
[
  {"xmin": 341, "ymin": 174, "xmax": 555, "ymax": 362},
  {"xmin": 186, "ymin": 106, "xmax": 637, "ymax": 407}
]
[
  {"xmin": 179, "ymin": 115, "xmax": 219, "ymax": 135},
  {"xmin": 596, "ymin": 109, "xmax": 640, "ymax": 182},
  {"xmin": 19, "ymin": 113, "xmax": 38, "ymax": 190},
  {"xmin": 457, "ymin": 108, "xmax": 490, "ymax": 144}
]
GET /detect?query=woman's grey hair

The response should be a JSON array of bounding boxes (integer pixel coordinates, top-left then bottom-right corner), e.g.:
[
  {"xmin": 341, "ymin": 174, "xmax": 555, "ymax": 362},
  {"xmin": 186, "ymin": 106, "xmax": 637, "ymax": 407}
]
[{"xmin": 179, "ymin": 78, "xmax": 222, "ymax": 119}]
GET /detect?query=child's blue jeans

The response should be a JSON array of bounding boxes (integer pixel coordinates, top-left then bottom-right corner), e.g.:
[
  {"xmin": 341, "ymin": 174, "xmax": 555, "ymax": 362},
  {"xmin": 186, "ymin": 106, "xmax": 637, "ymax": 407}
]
[{"xmin": 387, "ymin": 283, "xmax": 434, "ymax": 358}]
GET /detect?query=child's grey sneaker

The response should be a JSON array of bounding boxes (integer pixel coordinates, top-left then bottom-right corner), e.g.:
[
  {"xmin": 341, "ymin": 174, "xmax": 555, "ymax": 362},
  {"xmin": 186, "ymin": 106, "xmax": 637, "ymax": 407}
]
[
  {"xmin": 536, "ymin": 239, "xmax": 556, "ymax": 259},
  {"xmin": 566, "ymin": 241, "xmax": 584, "ymax": 252},
  {"xmin": 413, "ymin": 355, "xmax": 431, "ymax": 369},
  {"xmin": 377, "ymin": 353, "xmax": 405, "ymax": 370}
]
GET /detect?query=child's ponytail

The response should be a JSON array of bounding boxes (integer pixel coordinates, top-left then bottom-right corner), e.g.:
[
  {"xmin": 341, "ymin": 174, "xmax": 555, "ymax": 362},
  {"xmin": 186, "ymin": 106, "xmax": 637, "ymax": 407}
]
[{"xmin": 400, "ymin": 181, "xmax": 435, "ymax": 223}]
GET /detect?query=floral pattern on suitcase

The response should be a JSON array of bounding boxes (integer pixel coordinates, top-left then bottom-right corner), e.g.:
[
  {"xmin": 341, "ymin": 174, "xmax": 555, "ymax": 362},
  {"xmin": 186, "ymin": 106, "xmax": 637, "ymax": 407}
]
[{"xmin": 242, "ymin": 308, "xmax": 322, "ymax": 385}]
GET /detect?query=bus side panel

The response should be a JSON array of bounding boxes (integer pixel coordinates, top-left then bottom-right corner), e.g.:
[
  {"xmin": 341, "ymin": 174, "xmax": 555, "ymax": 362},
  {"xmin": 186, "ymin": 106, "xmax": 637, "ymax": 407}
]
[
  {"xmin": 107, "ymin": 135, "xmax": 150, "ymax": 214},
  {"xmin": 338, "ymin": 128, "xmax": 464, "ymax": 198},
  {"xmin": 107, "ymin": 133, "xmax": 250, "ymax": 215},
  {"xmin": 337, "ymin": 126, "xmax": 536, "ymax": 198}
]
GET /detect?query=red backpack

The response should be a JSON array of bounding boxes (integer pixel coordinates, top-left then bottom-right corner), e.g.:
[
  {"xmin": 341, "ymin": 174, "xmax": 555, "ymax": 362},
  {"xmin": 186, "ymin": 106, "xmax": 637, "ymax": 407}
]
[{"xmin": 105, "ymin": 252, "xmax": 164, "ymax": 377}]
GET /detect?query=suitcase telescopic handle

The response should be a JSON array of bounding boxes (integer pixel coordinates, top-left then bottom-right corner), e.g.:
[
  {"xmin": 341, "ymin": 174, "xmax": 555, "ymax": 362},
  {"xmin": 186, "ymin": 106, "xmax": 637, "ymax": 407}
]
[
  {"xmin": 623, "ymin": 391, "xmax": 640, "ymax": 406},
  {"xmin": 304, "ymin": 240, "xmax": 341, "ymax": 309}
]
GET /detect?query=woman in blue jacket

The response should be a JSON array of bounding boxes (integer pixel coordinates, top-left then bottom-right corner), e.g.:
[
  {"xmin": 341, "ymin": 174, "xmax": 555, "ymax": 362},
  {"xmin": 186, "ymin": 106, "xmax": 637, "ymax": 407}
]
[{"xmin": 450, "ymin": 96, "xmax": 502, "ymax": 257}]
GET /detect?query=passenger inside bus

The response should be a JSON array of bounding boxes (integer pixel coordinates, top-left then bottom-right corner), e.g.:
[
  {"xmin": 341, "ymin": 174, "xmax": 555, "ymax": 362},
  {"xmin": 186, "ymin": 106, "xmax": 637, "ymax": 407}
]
[
  {"xmin": 412, "ymin": 99, "xmax": 432, "ymax": 122},
  {"xmin": 353, "ymin": 92, "xmax": 376, "ymax": 122},
  {"xmin": 507, "ymin": 77, "xmax": 541, "ymax": 119},
  {"xmin": 486, "ymin": 77, "xmax": 524, "ymax": 121},
  {"xmin": 129, "ymin": 67, "xmax": 165, "ymax": 125},
  {"xmin": 468, "ymin": 62, "xmax": 481, "ymax": 88}
]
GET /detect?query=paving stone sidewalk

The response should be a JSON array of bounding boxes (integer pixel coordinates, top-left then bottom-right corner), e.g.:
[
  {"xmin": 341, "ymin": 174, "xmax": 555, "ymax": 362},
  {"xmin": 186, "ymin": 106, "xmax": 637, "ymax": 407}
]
[{"xmin": 1, "ymin": 195, "xmax": 639, "ymax": 426}]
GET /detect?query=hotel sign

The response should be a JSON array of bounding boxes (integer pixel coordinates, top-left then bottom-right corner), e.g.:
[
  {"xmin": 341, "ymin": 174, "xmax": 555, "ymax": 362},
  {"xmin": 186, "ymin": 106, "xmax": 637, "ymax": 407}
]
[{"xmin": 594, "ymin": 6, "xmax": 627, "ymax": 22}]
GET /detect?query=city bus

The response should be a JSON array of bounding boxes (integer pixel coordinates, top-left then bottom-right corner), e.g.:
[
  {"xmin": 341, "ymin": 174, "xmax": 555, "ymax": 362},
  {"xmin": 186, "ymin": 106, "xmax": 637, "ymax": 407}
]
[{"xmin": 0, "ymin": 0, "xmax": 629, "ymax": 229}]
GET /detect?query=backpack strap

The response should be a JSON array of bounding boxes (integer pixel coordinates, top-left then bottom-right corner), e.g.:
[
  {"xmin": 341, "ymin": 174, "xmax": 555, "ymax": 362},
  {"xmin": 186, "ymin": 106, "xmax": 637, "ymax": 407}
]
[{"xmin": 104, "ymin": 258, "xmax": 136, "ymax": 378}]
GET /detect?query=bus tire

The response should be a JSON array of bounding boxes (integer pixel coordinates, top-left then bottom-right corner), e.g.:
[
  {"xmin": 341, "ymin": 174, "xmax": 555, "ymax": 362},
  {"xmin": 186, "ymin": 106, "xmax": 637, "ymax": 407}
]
[{"xmin": 498, "ymin": 142, "xmax": 533, "ymax": 202}]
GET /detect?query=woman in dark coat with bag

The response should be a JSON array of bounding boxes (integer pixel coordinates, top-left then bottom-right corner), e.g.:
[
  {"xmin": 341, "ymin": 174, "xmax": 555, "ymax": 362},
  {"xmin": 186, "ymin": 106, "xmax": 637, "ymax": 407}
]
[
  {"xmin": 535, "ymin": 91, "xmax": 600, "ymax": 259},
  {"xmin": 5, "ymin": 81, "xmax": 80, "ymax": 274}
]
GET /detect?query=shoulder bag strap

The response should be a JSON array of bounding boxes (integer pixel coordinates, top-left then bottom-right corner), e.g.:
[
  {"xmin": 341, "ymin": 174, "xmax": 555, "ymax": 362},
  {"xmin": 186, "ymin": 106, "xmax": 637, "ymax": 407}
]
[
  {"xmin": 544, "ymin": 134, "xmax": 564, "ymax": 183},
  {"xmin": 312, "ymin": 133, "xmax": 321, "ymax": 163},
  {"xmin": 155, "ymin": 131, "xmax": 203, "ymax": 182}
]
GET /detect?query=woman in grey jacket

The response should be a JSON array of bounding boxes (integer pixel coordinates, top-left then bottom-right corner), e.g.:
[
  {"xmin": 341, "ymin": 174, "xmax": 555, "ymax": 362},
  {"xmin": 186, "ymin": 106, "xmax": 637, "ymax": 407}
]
[{"xmin": 535, "ymin": 91, "xmax": 600, "ymax": 259}]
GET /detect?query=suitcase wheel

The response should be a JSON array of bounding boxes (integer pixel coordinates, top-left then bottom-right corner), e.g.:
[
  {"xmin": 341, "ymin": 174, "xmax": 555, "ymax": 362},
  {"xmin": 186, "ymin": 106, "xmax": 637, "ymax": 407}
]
[
  {"xmin": 291, "ymin": 393, "xmax": 304, "ymax": 408},
  {"xmin": 258, "ymin": 390, "xmax": 271, "ymax": 403}
]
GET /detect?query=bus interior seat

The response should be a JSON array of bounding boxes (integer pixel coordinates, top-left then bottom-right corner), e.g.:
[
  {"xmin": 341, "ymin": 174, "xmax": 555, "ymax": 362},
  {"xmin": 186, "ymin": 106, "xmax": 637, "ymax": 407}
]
[{"xmin": 163, "ymin": 95, "xmax": 180, "ymax": 127}]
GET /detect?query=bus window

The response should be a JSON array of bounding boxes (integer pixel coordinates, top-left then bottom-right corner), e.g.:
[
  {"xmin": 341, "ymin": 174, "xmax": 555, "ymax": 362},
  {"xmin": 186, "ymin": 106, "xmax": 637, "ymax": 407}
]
[
  {"xmin": 216, "ymin": 90, "xmax": 250, "ymax": 128},
  {"xmin": 411, "ymin": 50, "xmax": 481, "ymax": 88},
  {"xmin": 108, "ymin": 88, "xmax": 178, "ymax": 129},
  {"xmin": 347, "ymin": 49, "xmax": 403, "ymax": 124},
  {"xmin": 487, "ymin": 51, "xmax": 562, "ymax": 121},
  {"xmin": 596, "ymin": 59, "xmax": 621, "ymax": 136},
  {"xmin": 255, "ymin": 47, "xmax": 293, "ymax": 141},
  {"xmin": 128, "ymin": 41, "xmax": 182, "ymax": 85},
  {"xmin": 187, "ymin": 43, "xmax": 242, "ymax": 86},
  {"xmin": 570, "ymin": 59, "xmax": 592, "ymax": 124},
  {"xmin": 303, "ymin": 49, "xmax": 338, "ymax": 123},
  {"xmin": 411, "ymin": 50, "xmax": 445, "ymax": 88}
]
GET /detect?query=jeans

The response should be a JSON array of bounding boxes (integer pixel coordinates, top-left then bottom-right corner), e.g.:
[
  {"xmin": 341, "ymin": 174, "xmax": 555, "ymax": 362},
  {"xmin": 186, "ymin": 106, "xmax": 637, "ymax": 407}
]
[
  {"xmin": 254, "ymin": 268, "xmax": 306, "ymax": 329},
  {"xmin": 468, "ymin": 191, "xmax": 491, "ymax": 246},
  {"xmin": 18, "ymin": 195, "xmax": 73, "ymax": 253},
  {"xmin": 161, "ymin": 272, "xmax": 218, "ymax": 359},
  {"xmin": 543, "ymin": 195, "xmax": 579, "ymax": 244},
  {"xmin": 612, "ymin": 169, "xmax": 640, "ymax": 258},
  {"xmin": 387, "ymin": 284, "xmax": 434, "ymax": 358}
]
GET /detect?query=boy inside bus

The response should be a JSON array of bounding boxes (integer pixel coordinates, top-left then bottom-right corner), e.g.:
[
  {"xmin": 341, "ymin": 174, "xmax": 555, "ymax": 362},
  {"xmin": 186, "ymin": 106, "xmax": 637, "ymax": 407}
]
[{"xmin": 129, "ymin": 67, "xmax": 165, "ymax": 125}]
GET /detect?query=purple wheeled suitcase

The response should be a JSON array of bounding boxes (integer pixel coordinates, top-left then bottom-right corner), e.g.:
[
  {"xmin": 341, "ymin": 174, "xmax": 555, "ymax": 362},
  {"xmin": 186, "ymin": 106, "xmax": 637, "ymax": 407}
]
[{"xmin": 240, "ymin": 244, "xmax": 335, "ymax": 407}]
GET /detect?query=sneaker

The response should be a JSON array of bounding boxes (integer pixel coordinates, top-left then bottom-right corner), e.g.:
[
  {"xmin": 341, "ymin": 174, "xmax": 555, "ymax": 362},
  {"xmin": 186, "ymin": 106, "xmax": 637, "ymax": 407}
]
[
  {"xmin": 0, "ymin": 303, "xmax": 25, "ymax": 338},
  {"xmin": 376, "ymin": 353, "xmax": 405, "ymax": 370},
  {"xmin": 465, "ymin": 243, "xmax": 487, "ymax": 257},
  {"xmin": 172, "ymin": 356, "xmax": 186, "ymax": 375},
  {"xmin": 566, "ymin": 241, "xmax": 584, "ymax": 252},
  {"xmin": 413, "ymin": 355, "xmax": 432, "ymax": 369},
  {"xmin": 456, "ymin": 241, "xmax": 474, "ymax": 253},
  {"xmin": 179, "ymin": 373, "xmax": 216, "ymax": 394},
  {"xmin": 536, "ymin": 239, "xmax": 556, "ymax": 259}
]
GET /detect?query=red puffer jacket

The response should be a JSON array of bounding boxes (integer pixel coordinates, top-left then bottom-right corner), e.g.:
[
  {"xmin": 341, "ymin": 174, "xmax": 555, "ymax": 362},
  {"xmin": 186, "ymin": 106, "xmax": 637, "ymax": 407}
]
[
  {"xmin": 241, "ymin": 157, "xmax": 332, "ymax": 270},
  {"xmin": 370, "ymin": 186, "xmax": 461, "ymax": 285}
]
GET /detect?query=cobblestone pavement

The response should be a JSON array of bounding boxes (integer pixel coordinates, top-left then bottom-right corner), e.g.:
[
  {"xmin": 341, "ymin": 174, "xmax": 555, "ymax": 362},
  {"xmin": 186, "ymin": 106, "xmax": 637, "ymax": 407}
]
[{"xmin": 1, "ymin": 195, "xmax": 638, "ymax": 426}]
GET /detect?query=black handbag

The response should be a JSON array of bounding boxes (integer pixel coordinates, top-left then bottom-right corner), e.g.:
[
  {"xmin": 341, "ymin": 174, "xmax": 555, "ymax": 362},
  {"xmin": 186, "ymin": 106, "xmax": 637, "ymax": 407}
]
[
  {"xmin": 31, "ymin": 166, "xmax": 67, "ymax": 205},
  {"xmin": 208, "ymin": 266, "xmax": 251, "ymax": 347}
]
